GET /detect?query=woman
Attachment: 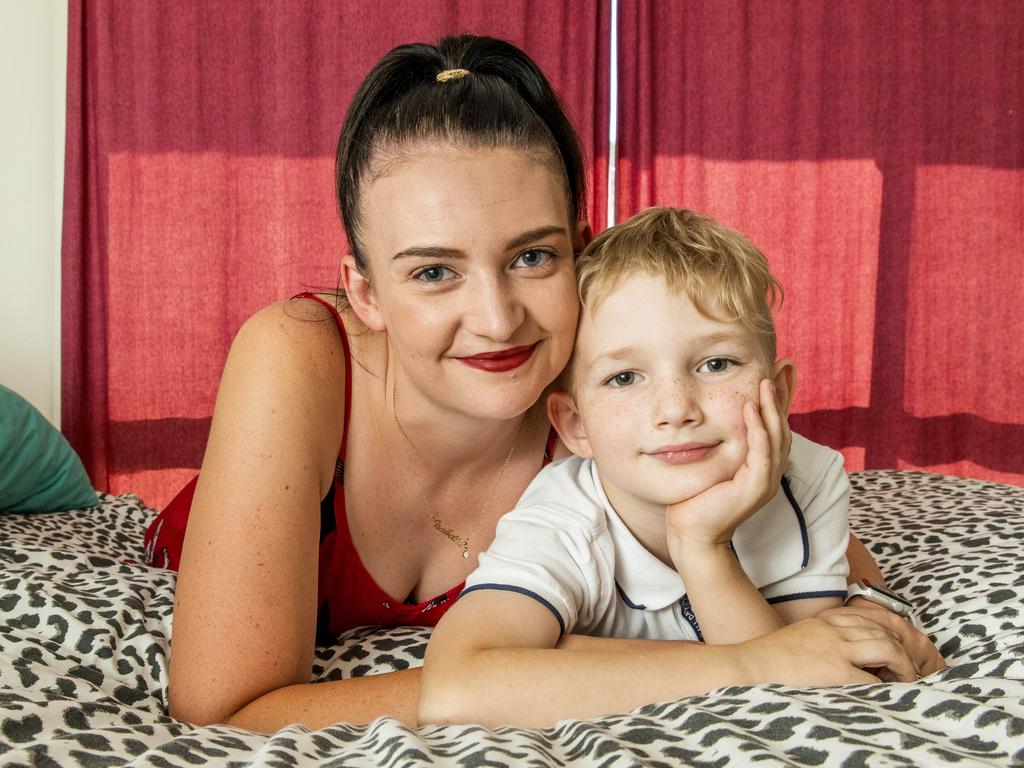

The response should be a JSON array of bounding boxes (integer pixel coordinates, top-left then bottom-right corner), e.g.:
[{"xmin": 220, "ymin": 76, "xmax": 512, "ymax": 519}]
[{"xmin": 153, "ymin": 34, "xmax": 939, "ymax": 732}]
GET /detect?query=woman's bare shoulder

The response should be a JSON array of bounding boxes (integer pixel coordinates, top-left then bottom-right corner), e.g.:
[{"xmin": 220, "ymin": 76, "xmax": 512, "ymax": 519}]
[
  {"xmin": 238, "ymin": 297, "xmax": 344, "ymax": 355},
  {"xmin": 237, "ymin": 296, "xmax": 376, "ymax": 364},
  {"xmin": 207, "ymin": 298, "xmax": 355, "ymax": 477}
]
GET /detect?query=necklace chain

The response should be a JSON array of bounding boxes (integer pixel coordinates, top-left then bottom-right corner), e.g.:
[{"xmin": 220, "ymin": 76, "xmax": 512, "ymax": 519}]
[{"xmin": 391, "ymin": 376, "xmax": 521, "ymax": 559}]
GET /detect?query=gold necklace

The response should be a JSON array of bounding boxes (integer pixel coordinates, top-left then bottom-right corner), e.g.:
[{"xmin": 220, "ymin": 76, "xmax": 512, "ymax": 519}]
[{"xmin": 391, "ymin": 376, "xmax": 522, "ymax": 558}]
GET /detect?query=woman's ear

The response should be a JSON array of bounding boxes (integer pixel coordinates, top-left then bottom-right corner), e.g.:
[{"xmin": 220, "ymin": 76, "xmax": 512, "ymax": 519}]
[
  {"xmin": 339, "ymin": 253, "xmax": 386, "ymax": 331},
  {"xmin": 547, "ymin": 390, "xmax": 594, "ymax": 459},
  {"xmin": 574, "ymin": 220, "xmax": 594, "ymax": 252},
  {"xmin": 770, "ymin": 358, "xmax": 797, "ymax": 417}
]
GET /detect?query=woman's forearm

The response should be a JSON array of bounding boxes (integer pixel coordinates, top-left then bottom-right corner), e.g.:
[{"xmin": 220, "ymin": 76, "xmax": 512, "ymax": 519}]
[
  {"xmin": 223, "ymin": 669, "xmax": 421, "ymax": 733},
  {"xmin": 847, "ymin": 533, "xmax": 885, "ymax": 584}
]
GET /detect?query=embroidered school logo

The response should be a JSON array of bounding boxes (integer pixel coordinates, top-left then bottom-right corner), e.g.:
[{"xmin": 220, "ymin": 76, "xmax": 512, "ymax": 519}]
[{"xmin": 679, "ymin": 595, "xmax": 704, "ymax": 642}]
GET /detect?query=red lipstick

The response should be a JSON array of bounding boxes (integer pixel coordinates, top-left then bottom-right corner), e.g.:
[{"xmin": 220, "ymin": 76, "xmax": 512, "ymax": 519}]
[
  {"xmin": 647, "ymin": 443, "xmax": 717, "ymax": 465},
  {"xmin": 457, "ymin": 343, "xmax": 538, "ymax": 373}
]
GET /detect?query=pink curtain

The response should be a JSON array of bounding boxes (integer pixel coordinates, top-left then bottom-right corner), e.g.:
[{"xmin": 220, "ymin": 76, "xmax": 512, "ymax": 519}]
[
  {"xmin": 617, "ymin": 0, "xmax": 1024, "ymax": 485},
  {"xmin": 62, "ymin": 1, "xmax": 610, "ymax": 507}
]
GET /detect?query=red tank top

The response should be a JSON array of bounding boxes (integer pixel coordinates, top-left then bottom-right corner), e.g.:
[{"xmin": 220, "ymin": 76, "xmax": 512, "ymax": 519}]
[{"xmin": 143, "ymin": 293, "xmax": 559, "ymax": 640}]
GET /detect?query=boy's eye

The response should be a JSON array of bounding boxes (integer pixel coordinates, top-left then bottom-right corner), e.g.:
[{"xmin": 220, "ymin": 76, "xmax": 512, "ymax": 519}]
[
  {"xmin": 513, "ymin": 249, "xmax": 554, "ymax": 269},
  {"xmin": 413, "ymin": 265, "xmax": 456, "ymax": 283},
  {"xmin": 698, "ymin": 358, "xmax": 734, "ymax": 374},
  {"xmin": 606, "ymin": 371, "xmax": 637, "ymax": 388}
]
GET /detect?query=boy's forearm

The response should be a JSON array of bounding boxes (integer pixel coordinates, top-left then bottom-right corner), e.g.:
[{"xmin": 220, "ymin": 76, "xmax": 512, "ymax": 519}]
[
  {"xmin": 671, "ymin": 542, "xmax": 783, "ymax": 644},
  {"xmin": 556, "ymin": 634, "xmax": 696, "ymax": 652},
  {"xmin": 419, "ymin": 643, "xmax": 755, "ymax": 728}
]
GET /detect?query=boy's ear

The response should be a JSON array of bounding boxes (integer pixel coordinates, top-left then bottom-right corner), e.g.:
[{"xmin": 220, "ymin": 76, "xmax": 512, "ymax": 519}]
[
  {"xmin": 340, "ymin": 254, "xmax": 386, "ymax": 331},
  {"xmin": 546, "ymin": 390, "xmax": 594, "ymax": 459},
  {"xmin": 770, "ymin": 358, "xmax": 797, "ymax": 417}
]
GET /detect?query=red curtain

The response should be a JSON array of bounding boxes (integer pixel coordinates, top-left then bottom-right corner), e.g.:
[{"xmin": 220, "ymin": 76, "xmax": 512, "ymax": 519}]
[
  {"xmin": 64, "ymin": 1, "xmax": 1024, "ymax": 504},
  {"xmin": 617, "ymin": 0, "xmax": 1024, "ymax": 485},
  {"xmin": 62, "ymin": 1, "xmax": 610, "ymax": 507}
]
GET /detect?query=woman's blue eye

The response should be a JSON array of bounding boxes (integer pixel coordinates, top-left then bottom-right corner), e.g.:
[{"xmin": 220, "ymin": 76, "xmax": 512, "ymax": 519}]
[
  {"xmin": 607, "ymin": 371, "xmax": 636, "ymax": 387},
  {"xmin": 414, "ymin": 265, "xmax": 454, "ymax": 283},
  {"xmin": 514, "ymin": 249, "xmax": 553, "ymax": 269},
  {"xmin": 698, "ymin": 358, "xmax": 733, "ymax": 374}
]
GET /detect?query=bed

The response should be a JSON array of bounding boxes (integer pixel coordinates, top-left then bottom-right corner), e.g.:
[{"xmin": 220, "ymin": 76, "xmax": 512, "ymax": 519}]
[{"xmin": 1, "ymin": 471, "xmax": 1022, "ymax": 767}]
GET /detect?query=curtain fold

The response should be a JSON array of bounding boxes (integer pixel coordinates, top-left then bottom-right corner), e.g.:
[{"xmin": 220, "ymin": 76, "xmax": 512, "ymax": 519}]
[
  {"xmin": 62, "ymin": 1, "xmax": 610, "ymax": 506},
  {"xmin": 616, "ymin": 0, "xmax": 1024, "ymax": 484}
]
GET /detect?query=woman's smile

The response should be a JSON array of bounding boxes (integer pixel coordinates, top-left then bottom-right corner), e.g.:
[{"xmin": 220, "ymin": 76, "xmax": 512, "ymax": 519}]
[{"xmin": 456, "ymin": 343, "xmax": 539, "ymax": 372}]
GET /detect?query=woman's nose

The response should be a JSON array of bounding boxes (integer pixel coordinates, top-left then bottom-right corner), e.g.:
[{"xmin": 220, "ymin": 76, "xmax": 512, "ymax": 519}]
[{"xmin": 465, "ymin": 276, "xmax": 524, "ymax": 342}]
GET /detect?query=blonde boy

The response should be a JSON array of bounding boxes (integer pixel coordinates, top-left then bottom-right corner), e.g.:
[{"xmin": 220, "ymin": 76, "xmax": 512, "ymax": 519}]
[{"xmin": 420, "ymin": 208, "xmax": 914, "ymax": 728}]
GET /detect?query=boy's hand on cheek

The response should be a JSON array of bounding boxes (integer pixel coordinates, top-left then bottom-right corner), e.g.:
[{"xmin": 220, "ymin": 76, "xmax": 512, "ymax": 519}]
[{"xmin": 666, "ymin": 379, "xmax": 792, "ymax": 553}]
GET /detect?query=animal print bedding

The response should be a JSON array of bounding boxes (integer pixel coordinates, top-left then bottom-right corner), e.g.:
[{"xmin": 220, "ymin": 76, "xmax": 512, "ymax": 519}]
[{"xmin": 0, "ymin": 472, "xmax": 1022, "ymax": 767}]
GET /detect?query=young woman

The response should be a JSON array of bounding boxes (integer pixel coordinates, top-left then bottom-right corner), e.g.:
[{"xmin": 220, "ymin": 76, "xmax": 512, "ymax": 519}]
[{"xmin": 151, "ymin": 34, "xmax": 940, "ymax": 733}]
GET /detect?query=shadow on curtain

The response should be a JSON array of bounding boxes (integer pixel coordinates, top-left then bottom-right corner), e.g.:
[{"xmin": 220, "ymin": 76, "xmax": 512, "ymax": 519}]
[{"xmin": 616, "ymin": 0, "xmax": 1024, "ymax": 484}]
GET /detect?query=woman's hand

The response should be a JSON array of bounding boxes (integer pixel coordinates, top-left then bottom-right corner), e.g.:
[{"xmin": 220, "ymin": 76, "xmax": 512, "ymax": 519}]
[
  {"xmin": 740, "ymin": 611, "xmax": 921, "ymax": 686},
  {"xmin": 820, "ymin": 601, "xmax": 947, "ymax": 678}
]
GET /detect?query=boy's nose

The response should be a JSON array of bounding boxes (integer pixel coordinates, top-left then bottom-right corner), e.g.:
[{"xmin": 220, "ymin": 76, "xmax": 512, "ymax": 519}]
[{"xmin": 654, "ymin": 378, "xmax": 702, "ymax": 427}]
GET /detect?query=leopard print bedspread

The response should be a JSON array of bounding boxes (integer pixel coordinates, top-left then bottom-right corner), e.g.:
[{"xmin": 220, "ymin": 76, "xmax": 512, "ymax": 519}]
[{"xmin": 1, "ymin": 471, "xmax": 1022, "ymax": 766}]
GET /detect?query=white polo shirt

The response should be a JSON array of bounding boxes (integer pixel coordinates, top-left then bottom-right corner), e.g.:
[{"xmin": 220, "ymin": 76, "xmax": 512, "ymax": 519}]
[{"xmin": 463, "ymin": 433, "xmax": 850, "ymax": 641}]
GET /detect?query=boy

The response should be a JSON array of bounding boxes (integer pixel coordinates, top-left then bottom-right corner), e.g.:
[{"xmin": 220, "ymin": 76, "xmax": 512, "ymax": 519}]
[{"xmin": 419, "ymin": 207, "xmax": 920, "ymax": 728}]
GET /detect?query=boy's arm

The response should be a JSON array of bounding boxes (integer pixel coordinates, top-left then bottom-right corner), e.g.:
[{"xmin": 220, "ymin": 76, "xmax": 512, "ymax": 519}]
[
  {"xmin": 672, "ymin": 546, "xmax": 845, "ymax": 643},
  {"xmin": 419, "ymin": 589, "xmax": 920, "ymax": 728},
  {"xmin": 671, "ymin": 542, "xmax": 785, "ymax": 642},
  {"xmin": 420, "ymin": 589, "xmax": 745, "ymax": 727},
  {"xmin": 665, "ymin": 380, "xmax": 794, "ymax": 643}
]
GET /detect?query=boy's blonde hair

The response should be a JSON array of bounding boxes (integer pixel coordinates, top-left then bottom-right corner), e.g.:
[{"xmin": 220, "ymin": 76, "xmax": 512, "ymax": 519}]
[{"xmin": 576, "ymin": 207, "xmax": 782, "ymax": 362}]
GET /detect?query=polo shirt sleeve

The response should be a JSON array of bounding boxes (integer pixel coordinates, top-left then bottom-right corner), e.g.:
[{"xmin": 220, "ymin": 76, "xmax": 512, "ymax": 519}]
[
  {"xmin": 760, "ymin": 441, "xmax": 851, "ymax": 603},
  {"xmin": 462, "ymin": 502, "xmax": 607, "ymax": 636}
]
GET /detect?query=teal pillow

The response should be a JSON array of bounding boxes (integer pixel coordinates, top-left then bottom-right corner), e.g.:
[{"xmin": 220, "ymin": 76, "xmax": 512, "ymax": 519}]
[{"xmin": 0, "ymin": 384, "xmax": 99, "ymax": 513}]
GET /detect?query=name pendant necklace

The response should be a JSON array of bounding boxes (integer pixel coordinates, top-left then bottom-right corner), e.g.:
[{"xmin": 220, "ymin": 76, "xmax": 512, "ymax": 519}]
[{"xmin": 391, "ymin": 377, "xmax": 522, "ymax": 559}]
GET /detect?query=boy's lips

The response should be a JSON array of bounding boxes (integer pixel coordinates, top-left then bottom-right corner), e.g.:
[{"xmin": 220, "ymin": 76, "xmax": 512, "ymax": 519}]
[
  {"xmin": 456, "ymin": 343, "xmax": 538, "ymax": 372},
  {"xmin": 646, "ymin": 442, "xmax": 718, "ymax": 465}
]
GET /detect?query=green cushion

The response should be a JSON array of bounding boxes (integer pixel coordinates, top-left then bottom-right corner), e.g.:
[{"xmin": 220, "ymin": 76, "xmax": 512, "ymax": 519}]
[{"xmin": 0, "ymin": 384, "xmax": 98, "ymax": 513}]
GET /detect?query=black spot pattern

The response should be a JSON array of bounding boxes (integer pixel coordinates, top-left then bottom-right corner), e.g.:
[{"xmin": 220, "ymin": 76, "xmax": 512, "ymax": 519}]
[{"xmin": 0, "ymin": 476, "xmax": 1021, "ymax": 766}]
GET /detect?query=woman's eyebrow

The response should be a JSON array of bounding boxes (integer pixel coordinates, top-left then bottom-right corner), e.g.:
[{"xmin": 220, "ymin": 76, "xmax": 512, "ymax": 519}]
[
  {"xmin": 392, "ymin": 225, "xmax": 568, "ymax": 261},
  {"xmin": 504, "ymin": 225, "xmax": 568, "ymax": 251},
  {"xmin": 393, "ymin": 245, "xmax": 464, "ymax": 261}
]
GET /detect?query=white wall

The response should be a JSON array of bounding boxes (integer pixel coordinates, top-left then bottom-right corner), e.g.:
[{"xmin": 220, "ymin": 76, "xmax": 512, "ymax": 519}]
[{"xmin": 0, "ymin": 0, "xmax": 68, "ymax": 426}]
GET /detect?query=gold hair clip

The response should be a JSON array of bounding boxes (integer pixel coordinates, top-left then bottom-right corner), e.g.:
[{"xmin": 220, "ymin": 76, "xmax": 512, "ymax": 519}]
[{"xmin": 436, "ymin": 68, "xmax": 470, "ymax": 83}]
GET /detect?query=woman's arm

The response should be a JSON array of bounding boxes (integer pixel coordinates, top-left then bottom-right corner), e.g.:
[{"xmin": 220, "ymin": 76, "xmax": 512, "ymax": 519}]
[
  {"xmin": 847, "ymin": 533, "xmax": 886, "ymax": 584},
  {"xmin": 169, "ymin": 300, "xmax": 382, "ymax": 729},
  {"xmin": 223, "ymin": 671, "xmax": 421, "ymax": 732},
  {"xmin": 420, "ymin": 590, "xmax": 918, "ymax": 729}
]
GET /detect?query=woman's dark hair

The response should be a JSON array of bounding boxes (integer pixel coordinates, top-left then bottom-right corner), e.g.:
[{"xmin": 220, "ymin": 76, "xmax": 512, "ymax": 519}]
[{"xmin": 336, "ymin": 34, "xmax": 587, "ymax": 269}]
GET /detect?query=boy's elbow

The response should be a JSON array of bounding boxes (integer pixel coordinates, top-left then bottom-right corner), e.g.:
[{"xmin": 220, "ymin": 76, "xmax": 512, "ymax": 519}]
[
  {"xmin": 417, "ymin": 693, "xmax": 458, "ymax": 726},
  {"xmin": 418, "ymin": 670, "xmax": 468, "ymax": 726},
  {"xmin": 418, "ymin": 651, "xmax": 487, "ymax": 726}
]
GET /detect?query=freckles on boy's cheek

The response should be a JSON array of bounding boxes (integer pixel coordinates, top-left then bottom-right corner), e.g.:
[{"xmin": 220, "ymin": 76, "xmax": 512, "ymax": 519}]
[{"xmin": 724, "ymin": 387, "xmax": 758, "ymax": 423}]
